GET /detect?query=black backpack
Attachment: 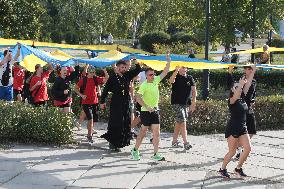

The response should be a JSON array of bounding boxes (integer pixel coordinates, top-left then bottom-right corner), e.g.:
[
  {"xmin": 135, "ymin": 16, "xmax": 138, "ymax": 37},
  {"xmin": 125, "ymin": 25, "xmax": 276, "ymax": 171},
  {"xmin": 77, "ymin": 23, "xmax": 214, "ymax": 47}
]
[
  {"xmin": 25, "ymin": 74, "xmax": 42, "ymax": 104},
  {"xmin": 80, "ymin": 76, "xmax": 98, "ymax": 94},
  {"xmin": 1, "ymin": 62, "xmax": 11, "ymax": 86}
]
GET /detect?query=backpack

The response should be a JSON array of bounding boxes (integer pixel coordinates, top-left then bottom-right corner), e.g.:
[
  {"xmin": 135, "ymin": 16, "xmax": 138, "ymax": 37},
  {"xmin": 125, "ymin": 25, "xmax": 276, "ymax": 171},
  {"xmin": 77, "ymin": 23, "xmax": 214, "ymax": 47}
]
[
  {"xmin": 80, "ymin": 76, "xmax": 98, "ymax": 94},
  {"xmin": 1, "ymin": 61, "xmax": 11, "ymax": 86},
  {"xmin": 25, "ymin": 74, "xmax": 42, "ymax": 104}
]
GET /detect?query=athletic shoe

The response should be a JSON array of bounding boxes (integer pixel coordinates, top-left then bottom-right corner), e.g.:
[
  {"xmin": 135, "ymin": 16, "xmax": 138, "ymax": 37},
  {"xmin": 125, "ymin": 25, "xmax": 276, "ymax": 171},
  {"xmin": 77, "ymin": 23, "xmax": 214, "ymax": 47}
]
[
  {"xmin": 131, "ymin": 148, "xmax": 141, "ymax": 160},
  {"xmin": 150, "ymin": 138, "xmax": 153, "ymax": 143},
  {"xmin": 218, "ymin": 168, "xmax": 230, "ymax": 178},
  {"xmin": 235, "ymin": 168, "xmax": 247, "ymax": 177},
  {"xmin": 87, "ymin": 136, "xmax": 94, "ymax": 145},
  {"xmin": 152, "ymin": 153, "xmax": 165, "ymax": 161},
  {"xmin": 184, "ymin": 142, "xmax": 192, "ymax": 150},
  {"xmin": 171, "ymin": 141, "xmax": 181, "ymax": 148}
]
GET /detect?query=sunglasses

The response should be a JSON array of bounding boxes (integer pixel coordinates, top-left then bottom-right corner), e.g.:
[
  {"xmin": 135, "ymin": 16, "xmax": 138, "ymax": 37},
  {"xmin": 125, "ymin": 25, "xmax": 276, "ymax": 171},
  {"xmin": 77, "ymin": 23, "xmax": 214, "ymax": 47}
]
[{"xmin": 148, "ymin": 73, "xmax": 155, "ymax": 77}]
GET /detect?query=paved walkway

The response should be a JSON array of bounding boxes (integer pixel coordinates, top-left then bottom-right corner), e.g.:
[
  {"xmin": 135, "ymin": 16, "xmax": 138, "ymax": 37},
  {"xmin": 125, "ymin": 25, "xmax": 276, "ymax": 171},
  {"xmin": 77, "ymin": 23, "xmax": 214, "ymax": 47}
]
[{"xmin": 0, "ymin": 123, "xmax": 283, "ymax": 189}]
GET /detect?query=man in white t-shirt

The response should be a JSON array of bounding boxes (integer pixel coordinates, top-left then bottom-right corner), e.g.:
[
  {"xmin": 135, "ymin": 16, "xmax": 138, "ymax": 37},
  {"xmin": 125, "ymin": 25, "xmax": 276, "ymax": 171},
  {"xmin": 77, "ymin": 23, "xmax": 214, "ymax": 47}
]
[{"xmin": 0, "ymin": 43, "xmax": 21, "ymax": 101}]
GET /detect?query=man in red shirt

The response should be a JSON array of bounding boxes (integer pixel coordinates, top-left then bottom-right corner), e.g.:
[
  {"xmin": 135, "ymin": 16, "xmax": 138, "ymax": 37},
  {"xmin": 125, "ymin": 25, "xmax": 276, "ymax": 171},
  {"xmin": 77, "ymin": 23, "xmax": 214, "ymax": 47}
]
[
  {"xmin": 75, "ymin": 66, "xmax": 109, "ymax": 145},
  {"xmin": 29, "ymin": 63, "xmax": 54, "ymax": 106},
  {"xmin": 13, "ymin": 62, "xmax": 26, "ymax": 102}
]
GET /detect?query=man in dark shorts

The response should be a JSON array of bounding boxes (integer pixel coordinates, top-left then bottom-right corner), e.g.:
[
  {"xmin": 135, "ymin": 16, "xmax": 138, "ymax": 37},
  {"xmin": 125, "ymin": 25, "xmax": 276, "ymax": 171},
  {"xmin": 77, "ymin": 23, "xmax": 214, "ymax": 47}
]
[
  {"xmin": 131, "ymin": 52, "xmax": 171, "ymax": 161},
  {"xmin": 75, "ymin": 66, "xmax": 109, "ymax": 145},
  {"xmin": 169, "ymin": 66, "xmax": 197, "ymax": 150},
  {"xmin": 228, "ymin": 65, "xmax": 257, "ymax": 159}
]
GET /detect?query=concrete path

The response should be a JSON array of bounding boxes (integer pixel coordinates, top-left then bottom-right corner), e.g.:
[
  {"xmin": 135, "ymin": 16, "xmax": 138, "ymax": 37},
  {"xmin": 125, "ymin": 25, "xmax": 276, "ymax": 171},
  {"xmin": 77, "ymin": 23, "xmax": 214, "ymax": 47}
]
[{"xmin": 0, "ymin": 123, "xmax": 283, "ymax": 189}]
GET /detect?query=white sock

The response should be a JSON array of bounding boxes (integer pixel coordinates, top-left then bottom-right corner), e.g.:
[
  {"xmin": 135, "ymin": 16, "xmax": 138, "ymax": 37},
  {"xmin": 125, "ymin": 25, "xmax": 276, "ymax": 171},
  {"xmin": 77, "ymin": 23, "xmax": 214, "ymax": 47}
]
[{"xmin": 237, "ymin": 147, "xmax": 243, "ymax": 154}]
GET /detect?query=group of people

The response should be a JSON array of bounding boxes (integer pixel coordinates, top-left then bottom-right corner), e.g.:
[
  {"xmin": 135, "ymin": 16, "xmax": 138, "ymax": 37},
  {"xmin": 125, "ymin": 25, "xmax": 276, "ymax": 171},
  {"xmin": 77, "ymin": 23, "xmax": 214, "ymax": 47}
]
[{"xmin": 0, "ymin": 44, "xmax": 258, "ymax": 178}]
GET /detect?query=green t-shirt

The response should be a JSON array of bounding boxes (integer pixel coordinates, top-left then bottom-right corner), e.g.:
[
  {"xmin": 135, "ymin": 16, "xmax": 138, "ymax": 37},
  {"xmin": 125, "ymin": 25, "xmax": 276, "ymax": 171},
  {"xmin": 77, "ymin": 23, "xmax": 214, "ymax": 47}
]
[{"xmin": 138, "ymin": 76, "xmax": 161, "ymax": 111}]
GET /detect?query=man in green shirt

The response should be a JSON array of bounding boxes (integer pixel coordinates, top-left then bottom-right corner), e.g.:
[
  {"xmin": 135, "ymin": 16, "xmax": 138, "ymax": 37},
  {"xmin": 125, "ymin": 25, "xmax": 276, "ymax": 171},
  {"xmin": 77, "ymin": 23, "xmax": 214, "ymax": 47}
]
[{"xmin": 131, "ymin": 52, "xmax": 171, "ymax": 161}]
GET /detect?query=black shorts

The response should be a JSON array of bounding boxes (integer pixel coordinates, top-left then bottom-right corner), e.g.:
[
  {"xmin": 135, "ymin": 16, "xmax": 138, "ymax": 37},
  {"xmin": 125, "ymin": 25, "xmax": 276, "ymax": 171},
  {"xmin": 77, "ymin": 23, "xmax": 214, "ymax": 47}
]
[
  {"xmin": 82, "ymin": 104, "xmax": 98, "ymax": 121},
  {"xmin": 140, "ymin": 111, "xmax": 160, "ymax": 126},
  {"xmin": 57, "ymin": 103, "xmax": 71, "ymax": 108},
  {"xmin": 246, "ymin": 112, "xmax": 256, "ymax": 134},
  {"xmin": 13, "ymin": 89, "xmax": 22, "ymax": 97},
  {"xmin": 225, "ymin": 123, "xmax": 248, "ymax": 138}
]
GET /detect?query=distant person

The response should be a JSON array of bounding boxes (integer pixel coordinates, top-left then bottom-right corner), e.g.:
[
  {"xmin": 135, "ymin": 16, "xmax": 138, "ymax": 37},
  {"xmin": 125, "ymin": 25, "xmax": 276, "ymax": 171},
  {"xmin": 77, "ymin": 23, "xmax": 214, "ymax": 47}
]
[
  {"xmin": 0, "ymin": 44, "xmax": 21, "ymax": 102},
  {"xmin": 230, "ymin": 48, "xmax": 239, "ymax": 63},
  {"xmin": 221, "ymin": 48, "xmax": 231, "ymax": 62},
  {"xmin": 13, "ymin": 62, "xmax": 26, "ymax": 102},
  {"xmin": 256, "ymin": 44, "xmax": 269, "ymax": 64},
  {"xmin": 107, "ymin": 33, "xmax": 113, "ymax": 45},
  {"xmin": 188, "ymin": 48, "xmax": 195, "ymax": 58}
]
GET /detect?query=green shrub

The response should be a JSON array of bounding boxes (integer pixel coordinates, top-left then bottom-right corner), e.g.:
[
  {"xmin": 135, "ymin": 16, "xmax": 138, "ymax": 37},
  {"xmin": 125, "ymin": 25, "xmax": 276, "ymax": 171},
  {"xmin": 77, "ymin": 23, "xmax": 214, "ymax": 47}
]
[
  {"xmin": 139, "ymin": 31, "xmax": 170, "ymax": 52},
  {"xmin": 271, "ymin": 38, "xmax": 284, "ymax": 48},
  {"xmin": 153, "ymin": 41, "xmax": 203, "ymax": 55},
  {"xmin": 171, "ymin": 32, "xmax": 192, "ymax": 44},
  {"xmin": 158, "ymin": 95, "xmax": 284, "ymax": 134},
  {"xmin": 0, "ymin": 101, "xmax": 74, "ymax": 144}
]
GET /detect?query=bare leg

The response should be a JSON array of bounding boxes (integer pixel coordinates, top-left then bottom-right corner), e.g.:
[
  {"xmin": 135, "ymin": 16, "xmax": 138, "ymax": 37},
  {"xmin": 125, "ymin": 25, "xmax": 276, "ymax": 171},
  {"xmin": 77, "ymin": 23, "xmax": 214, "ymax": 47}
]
[
  {"xmin": 87, "ymin": 119, "xmax": 93, "ymax": 137},
  {"xmin": 151, "ymin": 124, "xmax": 160, "ymax": 154},
  {"xmin": 221, "ymin": 136, "xmax": 238, "ymax": 169},
  {"xmin": 131, "ymin": 116, "xmax": 141, "ymax": 128},
  {"xmin": 134, "ymin": 126, "xmax": 148, "ymax": 150},
  {"xmin": 172, "ymin": 122, "xmax": 181, "ymax": 143},
  {"xmin": 180, "ymin": 122, "xmax": 188, "ymax": 144},
  {"xmin": 237, "ymin": 134, "xmax": 251, "ymax": 168}
]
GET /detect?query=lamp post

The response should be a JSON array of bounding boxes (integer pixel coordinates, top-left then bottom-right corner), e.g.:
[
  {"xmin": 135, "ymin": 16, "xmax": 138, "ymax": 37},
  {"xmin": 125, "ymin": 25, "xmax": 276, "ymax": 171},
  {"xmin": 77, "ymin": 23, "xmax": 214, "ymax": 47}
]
[
  {"xmin": 251, "ymin": 0, "xmax": 256, "ymax": 63},
  {"xmin": 202, "ymin": 0, "xmax": 210, "ymax": 100},
  {"xmin": 269, "ymin": 15, "xmax": 273, "ymax": 64}
]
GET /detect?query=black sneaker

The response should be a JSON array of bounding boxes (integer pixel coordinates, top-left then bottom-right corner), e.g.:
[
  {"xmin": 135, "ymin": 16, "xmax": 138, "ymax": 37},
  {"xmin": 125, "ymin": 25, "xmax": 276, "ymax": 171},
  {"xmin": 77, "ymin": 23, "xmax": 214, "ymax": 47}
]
[
  {"xmin": 235, "ymin": 168, "xmax": 247, "ymax": 177},
  {"xmin": 87, "ymin": 136, "xmax": 94, "ymax": 146},
  {"xmin": 150, "ymin": 138, "xmax": 153, "ymax": 143},
  {"xmin": 218, "ymin": 168, "xmax": 230, "ymax": 178},
  {"xmin": 235, "ymin": 152, "xmax": 241, "ymax": 160}
]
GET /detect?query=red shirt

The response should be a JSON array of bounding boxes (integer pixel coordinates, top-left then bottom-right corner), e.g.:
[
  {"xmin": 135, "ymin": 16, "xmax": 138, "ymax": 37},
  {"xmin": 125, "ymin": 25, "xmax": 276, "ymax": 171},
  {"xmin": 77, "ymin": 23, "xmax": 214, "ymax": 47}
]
[
  {"xmin": 13, "ymin": 66, "xmax": 25, "ymax": 90},
  {"xmin": 77, "ymin": 77, "xmax": 104, "ymax": 104},
  {"xmin": 30, "ymin": 71, "xmax": 51, "ymax": 102}
]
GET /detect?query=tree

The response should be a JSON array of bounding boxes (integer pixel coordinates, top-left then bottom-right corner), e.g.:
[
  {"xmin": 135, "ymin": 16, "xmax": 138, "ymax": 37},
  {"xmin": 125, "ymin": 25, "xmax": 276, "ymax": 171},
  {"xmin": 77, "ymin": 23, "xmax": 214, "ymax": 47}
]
[{"xmin": 0, "ymin": 0, "xmax": 45, "ymax": 40}]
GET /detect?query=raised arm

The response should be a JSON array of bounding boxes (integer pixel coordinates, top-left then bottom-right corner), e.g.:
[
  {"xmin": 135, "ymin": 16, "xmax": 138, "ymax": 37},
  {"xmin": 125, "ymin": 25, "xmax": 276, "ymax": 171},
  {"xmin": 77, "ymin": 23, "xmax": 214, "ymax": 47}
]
[
  {"xmin": 230, "ymin": 77, "xmax": 247, "ymax": 104},
  {"xmin": 12, "ymin": 43, "xmax": 21, "ymax": 62},
  {"xmin": 243, "ymin": 65, "xmax": 256, "ymax": 95},
  {"xmin": 125, "ymin": 59, "xmax": 142, "ymax": 81},
  {"xmin": 102, "ymin": 68, "xmax": 109, "ymax": 83},
  {"xmin": 160, "ymin": 51, "xmax": 171, "ymax": 80},
  {"xmin": 67, "ymin": 64, "xmax": 80, "ymax": 81},
  {"xmin": 169, "ymin": 66, "xmax": 180, "ymax": 84}
]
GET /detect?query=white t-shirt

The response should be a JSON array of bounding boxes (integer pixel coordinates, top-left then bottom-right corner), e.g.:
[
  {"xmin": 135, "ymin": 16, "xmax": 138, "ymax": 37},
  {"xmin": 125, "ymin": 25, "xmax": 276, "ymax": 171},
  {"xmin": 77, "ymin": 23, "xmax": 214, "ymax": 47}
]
[{"xmin": 0, "ymin": 62, "xmax": 13, "ymax": 87}]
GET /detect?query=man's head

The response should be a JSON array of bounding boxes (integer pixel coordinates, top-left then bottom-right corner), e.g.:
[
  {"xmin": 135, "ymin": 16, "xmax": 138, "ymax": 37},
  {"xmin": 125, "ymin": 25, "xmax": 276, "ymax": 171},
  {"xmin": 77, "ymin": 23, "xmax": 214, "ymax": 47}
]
[
  {"xmin": 178, "ymin": 66, "xmax": 187, "ymax": 76},
  {"xmin": 35, "ymin": 64, "xmax": 43, "ymax": 74},
  {"xmin": 59, "ymin": 66, "xmax": 68, "ymax": 78},
  {"xmin": 4, "ymin": 49, "xmax": 12, "ymax": 61},
  {"xmin": 188, "ymin": 48, "xmax": 193, "ymax": 54},
  {"xmin": 116, "ymin": 60, "xmax": 127, "ymax": 74},
  {"xmin": 87, "ymin": 66, "xmax": 96, "ymax": 77},
  {"xmin": 263, "ymin": 44, "xmax": 269, "ymax": 51},
  {"xmin": 243, "ymin": 65, "xmax": 253, "ymax": 77},
  {"xmin": 145, "ymin": 68, "xmax": 155, "ymax": 82}
]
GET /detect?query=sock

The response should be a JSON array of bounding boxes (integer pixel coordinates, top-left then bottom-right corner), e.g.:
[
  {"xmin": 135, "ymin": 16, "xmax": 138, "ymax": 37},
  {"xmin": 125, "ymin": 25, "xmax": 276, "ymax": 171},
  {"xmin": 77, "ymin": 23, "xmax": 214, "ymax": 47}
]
[{"xmin": 237, "ymin": 147, "xmax": 243, "ymax": 154}]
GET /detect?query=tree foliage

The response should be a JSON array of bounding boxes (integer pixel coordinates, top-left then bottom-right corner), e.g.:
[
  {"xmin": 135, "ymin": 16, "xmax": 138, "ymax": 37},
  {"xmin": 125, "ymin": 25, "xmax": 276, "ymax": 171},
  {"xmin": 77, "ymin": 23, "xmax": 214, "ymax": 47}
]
[{"xmin": 0, "ymin": 0, "xmax": 283, "ymax": 47}]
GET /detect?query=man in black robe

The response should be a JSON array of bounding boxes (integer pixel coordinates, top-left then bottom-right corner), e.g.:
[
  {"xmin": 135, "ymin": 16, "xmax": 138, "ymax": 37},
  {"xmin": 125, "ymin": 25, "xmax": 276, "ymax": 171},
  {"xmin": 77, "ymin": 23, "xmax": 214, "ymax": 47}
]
[{"xmin": 100, "ymin": 59, "xmax": 141, "ymax": 151}]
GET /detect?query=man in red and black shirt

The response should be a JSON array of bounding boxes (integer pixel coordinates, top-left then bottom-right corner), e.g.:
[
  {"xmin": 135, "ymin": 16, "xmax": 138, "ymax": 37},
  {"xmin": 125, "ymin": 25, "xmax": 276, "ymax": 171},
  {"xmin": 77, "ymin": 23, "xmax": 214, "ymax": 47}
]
[{"xmin": 75, "ymin": 66, "xmax": 109, "ymax": 145}]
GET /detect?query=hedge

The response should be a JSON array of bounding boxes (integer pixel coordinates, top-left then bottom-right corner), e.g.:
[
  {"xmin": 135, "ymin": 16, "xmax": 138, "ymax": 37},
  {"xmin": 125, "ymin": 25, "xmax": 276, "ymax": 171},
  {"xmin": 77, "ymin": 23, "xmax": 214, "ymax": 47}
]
[
  {"xmin": 0, "ymin": 101, "xmax": 74, "ymax": 144},
  {"xmin": 139, "ymin": 31, "xmax": 170, "ymax": 52}
]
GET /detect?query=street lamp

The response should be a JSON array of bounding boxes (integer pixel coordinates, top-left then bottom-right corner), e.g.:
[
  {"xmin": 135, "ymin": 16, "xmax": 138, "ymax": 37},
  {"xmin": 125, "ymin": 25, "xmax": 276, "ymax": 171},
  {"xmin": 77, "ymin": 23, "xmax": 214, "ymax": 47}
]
[
  {"xmin": 202, "ymin": 0, "xmax": 210, "ymax": 100},
  {"xmin": 251, "ymin": 0, "xmax": 256, "ymax": 63}
]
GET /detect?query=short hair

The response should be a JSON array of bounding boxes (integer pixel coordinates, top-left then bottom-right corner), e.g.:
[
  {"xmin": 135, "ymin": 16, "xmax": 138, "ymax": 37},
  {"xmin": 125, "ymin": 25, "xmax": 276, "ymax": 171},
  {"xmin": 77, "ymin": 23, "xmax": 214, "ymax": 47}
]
[
  {"xmin": 35, "ymin": 64, "xmax": 42, "ymax": 70},
  {"xmin": 4, "ymin": 49, "xmax": 12, "ymax": 56},
  {"xmin": 116, "ymin": 60, "xmax": 127, "ymax": 66},
  {"xmin": 145, "ymin": 68, "xmax": 154, "ymax": 74}
]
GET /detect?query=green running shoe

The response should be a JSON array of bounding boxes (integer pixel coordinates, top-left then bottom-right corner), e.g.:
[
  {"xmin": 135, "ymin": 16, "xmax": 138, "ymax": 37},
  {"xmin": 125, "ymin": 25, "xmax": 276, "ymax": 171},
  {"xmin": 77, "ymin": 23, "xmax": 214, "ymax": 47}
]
[
  {"xmin": 131, "ymin": 148, "xmax": 141, "ymax": 160},
  {"xmin": 152, "ymin": 153, "xmax": 165, "ymax": 161}
]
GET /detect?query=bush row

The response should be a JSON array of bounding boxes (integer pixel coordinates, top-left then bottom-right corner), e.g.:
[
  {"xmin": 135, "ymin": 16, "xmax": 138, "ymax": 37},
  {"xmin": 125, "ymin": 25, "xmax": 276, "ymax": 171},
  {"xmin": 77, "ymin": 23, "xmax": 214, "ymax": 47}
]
[{"xmin": 0, "ymin": 101, "xmax": 74, "ymax": 144}]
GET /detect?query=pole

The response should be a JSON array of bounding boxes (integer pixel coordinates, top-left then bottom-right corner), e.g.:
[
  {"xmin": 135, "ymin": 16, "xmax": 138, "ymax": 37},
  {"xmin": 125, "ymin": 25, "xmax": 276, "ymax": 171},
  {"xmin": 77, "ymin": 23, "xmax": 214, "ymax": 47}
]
[
  {"xmin": 202, "ymin": 0, "xmax": 210, "ymax": 100},
  {"xmin": 269, "ymin": 15, "xmax": 273, "ymax": 64},
  {"xmin": 251, "ymin": 0, "xmax": 256, "ymax": 63}
]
